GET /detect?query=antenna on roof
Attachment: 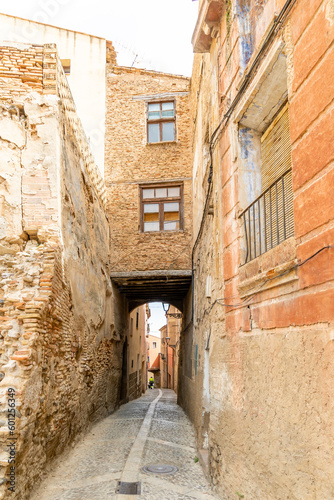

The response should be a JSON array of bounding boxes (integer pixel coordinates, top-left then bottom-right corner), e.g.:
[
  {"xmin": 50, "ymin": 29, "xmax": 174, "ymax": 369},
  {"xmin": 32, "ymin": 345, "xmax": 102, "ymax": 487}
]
[{"xmin": 131, "ymin": 54, "xmax": 139, "ymax": 67}]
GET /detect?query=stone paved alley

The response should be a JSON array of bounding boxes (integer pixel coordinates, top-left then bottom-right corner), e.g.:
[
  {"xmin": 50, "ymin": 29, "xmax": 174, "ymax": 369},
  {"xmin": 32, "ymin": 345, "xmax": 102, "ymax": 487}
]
[{"xmin": 31, "ymin": 390, "xmax": 218, "ymax": 500}]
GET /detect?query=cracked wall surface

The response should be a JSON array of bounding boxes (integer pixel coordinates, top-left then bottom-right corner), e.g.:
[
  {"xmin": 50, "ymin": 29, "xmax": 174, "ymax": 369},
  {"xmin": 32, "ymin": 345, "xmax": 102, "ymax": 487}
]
[{"xmin": 0, "ymin": 43, "xmax": 125, "ymax": 499}]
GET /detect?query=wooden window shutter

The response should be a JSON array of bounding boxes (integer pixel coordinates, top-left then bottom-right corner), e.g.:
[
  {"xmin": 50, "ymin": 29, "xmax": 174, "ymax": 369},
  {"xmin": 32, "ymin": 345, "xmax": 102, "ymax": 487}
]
[{"xmin": 261, "ymin": 103, "xmax": 294, "ymax": 249}]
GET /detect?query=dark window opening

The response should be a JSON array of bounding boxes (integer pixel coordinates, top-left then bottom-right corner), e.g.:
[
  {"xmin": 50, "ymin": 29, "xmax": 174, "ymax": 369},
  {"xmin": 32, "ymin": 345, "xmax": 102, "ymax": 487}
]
[{"xmin": 61, "ymin": 59, "xmax": 71, "ymax": 75}]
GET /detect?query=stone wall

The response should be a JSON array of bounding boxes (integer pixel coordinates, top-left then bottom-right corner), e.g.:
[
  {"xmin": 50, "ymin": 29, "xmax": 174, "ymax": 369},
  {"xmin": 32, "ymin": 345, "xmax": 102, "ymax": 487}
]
[
  {"xmin": 182, "ymin": 0, "xmax": 334, "ymax": 499},
  {"xmin": 105, "ymin": 65, "xmax": 193, "ymax": 273},
  {"xmin": 0, "ymin": 43, "xmax": 125, "ymax": 499}
]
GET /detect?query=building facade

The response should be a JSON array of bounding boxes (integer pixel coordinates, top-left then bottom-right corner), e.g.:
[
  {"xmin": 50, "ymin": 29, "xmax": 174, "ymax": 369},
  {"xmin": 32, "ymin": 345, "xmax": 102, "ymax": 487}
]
[
  {"xmin": 125, "ymin": 305, "xmax": 148, "ymax": 401},
  {"xmin": 147, "ymin": 333, "xmax": 161, "ymax": 388},
  {"xmin": 159, "ymin": 305, "xmax": 181, "ymax": 392},
  {"xmin": 178, "ymin": 0, "xmax": 334, "ymax": 499},
  {"xmin": 104, "ymin": 63, "xmax": 193, "ymax": 313}
]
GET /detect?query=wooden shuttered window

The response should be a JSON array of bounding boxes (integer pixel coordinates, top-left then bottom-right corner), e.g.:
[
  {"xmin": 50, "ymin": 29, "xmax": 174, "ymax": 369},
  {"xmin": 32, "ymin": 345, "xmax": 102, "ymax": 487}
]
[
  {"xmin": 260, "ymin": 103, "xmax": 294, "ymax": 251},
  {"xmin": 261, "ymin": 103, "xmax": 291, "ymax": 189},
  {"xmin": 240, "ymin": 103, "xmax": 295, "ymax": 264}
]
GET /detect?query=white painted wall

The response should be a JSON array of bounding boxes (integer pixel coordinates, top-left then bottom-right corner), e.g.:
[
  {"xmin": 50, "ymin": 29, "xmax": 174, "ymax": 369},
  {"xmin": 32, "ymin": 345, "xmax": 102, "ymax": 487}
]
[{"xmin": 0, "ymin": 13, "xmax": 106, "ymax": 175}]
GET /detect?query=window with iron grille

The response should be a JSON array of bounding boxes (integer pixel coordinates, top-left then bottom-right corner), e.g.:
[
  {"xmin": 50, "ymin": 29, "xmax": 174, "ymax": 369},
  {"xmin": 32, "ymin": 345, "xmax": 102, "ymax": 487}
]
[
  {"xmin": 240, "ymin": 103, "xmax": 294, "ymax": 263},
  {"xmin": 140, "ymin": 184, "xmax": 183, "ymax": 232},
  {"xmin": 147, "ymin": 101, "xmax": 175, "ymax": 143}
]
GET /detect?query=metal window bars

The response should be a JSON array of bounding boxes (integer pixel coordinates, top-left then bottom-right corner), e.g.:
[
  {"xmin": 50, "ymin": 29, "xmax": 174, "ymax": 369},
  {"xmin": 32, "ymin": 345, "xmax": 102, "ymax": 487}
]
[{"xmin": 239, "ymin": 169, "xmax": 294, "ymax": 264}]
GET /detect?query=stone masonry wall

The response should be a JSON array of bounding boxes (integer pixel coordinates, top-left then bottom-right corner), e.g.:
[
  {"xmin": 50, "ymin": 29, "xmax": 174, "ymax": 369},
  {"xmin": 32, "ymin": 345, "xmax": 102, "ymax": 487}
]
[
  {"xmin": 184, "ymin": 1, "xmax": 334, "ymax": 499},
  {"xmin": 0, "ymin": 43, "xmax": 125, "ymax": 499},
  {"xmin": 105, "ymin": 65, "xmax": 193, "ymax": 273}
]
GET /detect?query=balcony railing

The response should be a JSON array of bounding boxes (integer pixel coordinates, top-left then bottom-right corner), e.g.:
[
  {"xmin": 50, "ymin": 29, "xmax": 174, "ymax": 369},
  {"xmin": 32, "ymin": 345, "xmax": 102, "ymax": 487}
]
[{"xmin": 239, "ymin": 169, "xmax": 294, "ymax": 264}]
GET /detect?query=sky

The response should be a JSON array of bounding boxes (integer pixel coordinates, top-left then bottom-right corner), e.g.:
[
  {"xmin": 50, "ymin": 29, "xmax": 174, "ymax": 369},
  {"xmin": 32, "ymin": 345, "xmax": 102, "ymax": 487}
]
[
  {"xmin": 0, "ymin": 0, "xmax": 199, "ymax": 75},
  {"xmin": 147, "ymin": 302, "xmax": 167, "ymax": 337}
]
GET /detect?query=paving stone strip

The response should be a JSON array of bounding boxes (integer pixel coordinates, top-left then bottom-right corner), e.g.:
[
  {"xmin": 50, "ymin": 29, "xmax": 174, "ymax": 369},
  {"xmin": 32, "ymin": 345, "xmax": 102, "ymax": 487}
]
[{"xmin": 116, "ymin": 389, "xmax": 163, "ymax": 498}]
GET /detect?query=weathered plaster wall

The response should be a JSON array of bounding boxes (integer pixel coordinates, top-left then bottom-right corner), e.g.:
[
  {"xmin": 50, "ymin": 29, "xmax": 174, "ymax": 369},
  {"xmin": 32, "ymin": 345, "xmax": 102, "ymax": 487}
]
[
  {"xmin": 0, "ymin": 44, "xmax": 124, "ymax": 499},
  {"xmin": 105, "ymin": 65, "xmax": 193, "ymax": 273},
  {"xmin": 185, "ymin": 0, "xmax": 334, "ymax": 498}
]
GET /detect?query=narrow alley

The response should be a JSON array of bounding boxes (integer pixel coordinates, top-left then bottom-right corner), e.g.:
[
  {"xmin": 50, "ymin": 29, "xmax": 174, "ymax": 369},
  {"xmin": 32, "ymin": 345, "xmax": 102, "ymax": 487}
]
[{"xmin": 31, "ymin": 390, "xmax": 218, "ymax": 500}]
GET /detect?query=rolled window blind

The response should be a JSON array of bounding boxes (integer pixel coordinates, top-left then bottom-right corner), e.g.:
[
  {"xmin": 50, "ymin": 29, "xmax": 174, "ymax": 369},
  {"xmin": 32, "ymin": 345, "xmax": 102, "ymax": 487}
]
[{"xmin": 261, "ymin": 103, "xmax": 294, "ymax": 249}]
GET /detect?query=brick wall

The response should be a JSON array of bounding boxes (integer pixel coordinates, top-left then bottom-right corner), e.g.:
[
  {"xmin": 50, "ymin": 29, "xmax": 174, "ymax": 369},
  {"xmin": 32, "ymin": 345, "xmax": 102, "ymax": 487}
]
[
  {"xmin": 0, "ymin": 44, "xmax": 44, "ymax": 99},
  {"xmin": 105, "ymin": 65, "xmax": 193, "ymax": 273}
]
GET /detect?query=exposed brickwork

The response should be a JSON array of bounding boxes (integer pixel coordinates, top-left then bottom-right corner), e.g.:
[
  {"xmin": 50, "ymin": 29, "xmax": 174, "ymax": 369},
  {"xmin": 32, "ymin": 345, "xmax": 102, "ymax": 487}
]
[
  {"xmin": 0, "ymin": 44, "xmax": 44, "ymax": 98},
  {"xmin": 106, "ymin": 40, "xmax": 117, "ymax": 65}
]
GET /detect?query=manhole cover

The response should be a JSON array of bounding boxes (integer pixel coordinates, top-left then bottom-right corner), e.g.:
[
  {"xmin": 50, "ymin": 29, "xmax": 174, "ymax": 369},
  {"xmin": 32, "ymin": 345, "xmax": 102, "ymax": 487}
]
[
  {"xmin": 116, "ymin": 481, "xmax": 141, "ymax": 495},
  {"xmin": 143, "ymin": 464, "xmax": 178, "ymax": 475}
]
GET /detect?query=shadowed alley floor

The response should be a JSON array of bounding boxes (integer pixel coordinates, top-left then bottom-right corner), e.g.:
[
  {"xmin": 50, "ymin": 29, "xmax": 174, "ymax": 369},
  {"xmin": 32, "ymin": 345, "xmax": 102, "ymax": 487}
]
[{"xmin": 31, "ymin": 389, "xmax": 219, "ymax": 499}]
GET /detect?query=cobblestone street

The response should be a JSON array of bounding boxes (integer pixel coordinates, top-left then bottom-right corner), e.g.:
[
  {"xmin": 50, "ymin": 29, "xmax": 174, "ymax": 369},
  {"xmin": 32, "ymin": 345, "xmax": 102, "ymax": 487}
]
[{"xmin": 31, "ymin": 390, "xmax": 218, "ymax": 500}]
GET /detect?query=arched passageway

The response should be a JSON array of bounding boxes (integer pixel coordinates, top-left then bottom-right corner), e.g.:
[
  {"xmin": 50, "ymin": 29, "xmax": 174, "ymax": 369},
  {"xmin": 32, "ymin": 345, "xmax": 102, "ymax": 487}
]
[{"xmin": 120, "ymin": 299, "xmax": 184, "ymax": 405}]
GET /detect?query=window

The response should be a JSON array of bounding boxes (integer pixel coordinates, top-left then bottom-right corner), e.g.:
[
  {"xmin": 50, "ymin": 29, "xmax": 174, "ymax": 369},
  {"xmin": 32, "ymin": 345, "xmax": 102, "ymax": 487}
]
[
  {"xmin": 61, "ymin": 59, "xmax": 71, "ymax": 75},
  {"xmin": 261, "ymin": 103, "xmax": 294, "ymax": 248},
  {"xmin": 240, "ymin": 103, "xmax": 294, "ymax": 263},
  {"xmin": 140, "ymin": 184, "xmax": 183, "ymax": 232},
  {"xmin": 136, "ymin": 310, "xmax": 139, "ymax": 329},
  {"xmin": 153, "ymin": 342, "xmax": 157, "ymax": 349},
  {"xmin": 147, "ymin": 101, "xmax": 175, "ymax": 143},
  {"xmin": 236, "ymin": 45, "xmax": 294, "ymax": 265}
]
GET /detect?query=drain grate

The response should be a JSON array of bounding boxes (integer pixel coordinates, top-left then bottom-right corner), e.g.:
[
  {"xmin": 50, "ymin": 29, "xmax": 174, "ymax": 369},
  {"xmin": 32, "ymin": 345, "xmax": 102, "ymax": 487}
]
[
  {"xmin": 116, "ymin": 481, "xmax": 141, "ymax": 495},
  {"xmin": 143, "ymin": 464, "xmax": 178, "ymax": 475}
]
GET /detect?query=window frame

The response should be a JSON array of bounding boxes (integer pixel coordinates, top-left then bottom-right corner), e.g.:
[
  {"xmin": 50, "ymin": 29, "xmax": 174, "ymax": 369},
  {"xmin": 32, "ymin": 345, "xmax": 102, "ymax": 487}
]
[
  {"xmin": 139, "ymin": 182, "xmax": 184, "ymax": 233},
  {"xmin": 146, "ymin": 100, "xmax": 176, "ymax": 144},
  {"xmin": 238, "ymin": 101, "xmax": 294, "ymax": 264}
]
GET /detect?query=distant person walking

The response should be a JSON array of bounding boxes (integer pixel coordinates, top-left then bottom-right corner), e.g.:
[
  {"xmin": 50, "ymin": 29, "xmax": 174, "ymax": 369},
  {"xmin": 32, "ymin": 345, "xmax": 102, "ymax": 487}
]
[{"xmin": 148, "ymin": 377, "xmax": 154, "ymax": 389}]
